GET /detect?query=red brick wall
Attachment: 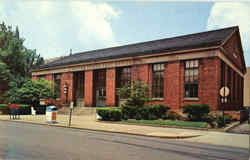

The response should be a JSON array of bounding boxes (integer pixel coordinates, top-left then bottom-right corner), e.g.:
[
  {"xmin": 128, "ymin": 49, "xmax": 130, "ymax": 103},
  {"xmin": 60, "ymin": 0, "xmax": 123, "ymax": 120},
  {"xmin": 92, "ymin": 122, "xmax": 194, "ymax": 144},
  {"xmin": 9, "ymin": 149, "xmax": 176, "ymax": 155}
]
[
  {"xmin": 130, "ymin": 60, "xmax": 221, "ymax": 111},
  {"xmin": 45, "ymin": 74, "xmax": 53, "ymax": 81},
  {"xmin": 219, "ymin": 60, "xmax": 244, "ymax": 110},
  {"xmin": 223, "ymin": 32, "xmax": 244, "ymax": 73},
  {"xmin": 84, "ymin": 70, "xmax": 93, "ymax": 107},
  {"xmin": 165, "ymin": 61, "xmax": 181, "ymax": 110},
  {"xmin": 179, "ymin": 57, "xmax": 221, "ymax": 111},
  {"xmin": 61, "ymin": 72, "xmax": 73, "ymax": 104},
  {"xmin": 106, "ymin": 68, "xmax": 116, "ymax": 106},
  {"xmin": 131, "ymin": 64, "xmax": 151, "ymax": 84},
  {"xmin": 32, "ymin": 75, "xmax": 37, "ymax": 80}
]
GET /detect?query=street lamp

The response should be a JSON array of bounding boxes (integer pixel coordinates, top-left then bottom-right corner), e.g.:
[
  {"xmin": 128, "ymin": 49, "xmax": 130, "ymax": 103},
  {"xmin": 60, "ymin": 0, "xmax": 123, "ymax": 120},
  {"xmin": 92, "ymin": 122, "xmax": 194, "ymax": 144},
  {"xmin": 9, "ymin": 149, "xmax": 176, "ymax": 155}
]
[{"xmin": 64, "ymin": 83, "xmax": 68, "ymax": 104}]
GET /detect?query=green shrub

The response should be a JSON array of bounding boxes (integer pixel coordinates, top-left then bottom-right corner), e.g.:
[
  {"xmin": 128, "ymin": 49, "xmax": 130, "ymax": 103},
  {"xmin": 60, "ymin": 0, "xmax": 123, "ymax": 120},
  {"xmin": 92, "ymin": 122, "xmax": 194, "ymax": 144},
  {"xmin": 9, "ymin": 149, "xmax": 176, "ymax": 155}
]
[
  {"xmin": 0, "ymin": 104, "xmax": 31, "ymax": 115},
  {"xmin": 8, "ymin": 78, "xmax": 54, "ymax": 106},
  {"xmin": 182, "ymin": 104, "xmax": 210, "ymax": 121},
  {"xmin": 97, "ymin": 107, "xmax": 122, "ymax": 121},
  {"xmin": 202, "ymin": 114, "xmax": 215, "ymax": 128},
  {"xmin": 34, "ymin": 105, "xmax": 46, "ymax": 115},
  {"xmin": 123, "ymin": 104, "xmax": 170, "ymax": 120},
  {"xmin": 202, "ymin": 114, "xmax": 215, "ymax": 123},
  {"xmin": 148, "ymin": 114, "xmax": 157, "ymax": 120},
  {"xmin": 224, "ymin": 115, "xmax": 233, "ymax": 124},
  {"xmin": 121, "ymin": 106, "xmax": 138, "ymax": 119},
  {"xmin": 153, "ymin": 104, "xmax": 170, "ymax": 119},
  {"xmin": 0, "ymin": 104, "xmax": 9, "ymax": 114},
  {"xmin": 167, "ymin": 112, "xmax": 180, "ymax": 120},
  {"xmin": 18, "ymin": 104, "xmax": 31, "ymax": 115},
  {"xmin": 161, "ymin": 114, "xmax": 167, "ymax": 120},
  {"xmin": 0, "ymin": 104, "xmax": 8, "ymax": 109},
  {"xmin": 117, "ymin": 80, "xmax": 150, "ymax": 107},
  {"xmin": 137, "ymin": 106, "xmax": 148, "ymax": 120},
  {"xmin": 97, "ymin": 109, "xmax": 110, "ymax": 121},
  {"xmin": 215, "ymin": 115, "xmax": 233, "ymax": 128},
  {"xmin": 216, "ymin": 116, "xmax": 226, "ymax": 128},
  {"xmin": 135, "ymin": 113, "xmax": 142, "ymax": 120},
  {"xmin": 110, "ymin": 110, "xmax": 122, "ymax": 121}
]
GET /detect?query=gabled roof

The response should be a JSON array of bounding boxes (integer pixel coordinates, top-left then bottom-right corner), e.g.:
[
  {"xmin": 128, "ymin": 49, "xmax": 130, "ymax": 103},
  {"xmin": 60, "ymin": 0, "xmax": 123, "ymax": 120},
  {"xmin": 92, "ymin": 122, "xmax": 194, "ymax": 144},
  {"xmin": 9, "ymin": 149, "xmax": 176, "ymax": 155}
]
[{"xmin": 34, "ymin": 26, "xmax": 238, "ymax": 71}]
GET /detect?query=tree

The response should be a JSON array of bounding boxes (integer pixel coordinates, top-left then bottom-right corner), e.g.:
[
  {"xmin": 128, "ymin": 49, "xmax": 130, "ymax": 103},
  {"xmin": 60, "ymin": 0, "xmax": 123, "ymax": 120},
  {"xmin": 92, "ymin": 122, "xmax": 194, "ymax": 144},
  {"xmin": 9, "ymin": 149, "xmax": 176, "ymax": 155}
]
[
  {"xmin": 117, "ymin": 80, "xmax": 151, "ymax": 107},
  {"xmin": 8, "ymin": 78, "xmax": 54, "ymax": 106},
  {"xmin": 0, "ymin": 22, "xmax": 44, "ymax": 103}
]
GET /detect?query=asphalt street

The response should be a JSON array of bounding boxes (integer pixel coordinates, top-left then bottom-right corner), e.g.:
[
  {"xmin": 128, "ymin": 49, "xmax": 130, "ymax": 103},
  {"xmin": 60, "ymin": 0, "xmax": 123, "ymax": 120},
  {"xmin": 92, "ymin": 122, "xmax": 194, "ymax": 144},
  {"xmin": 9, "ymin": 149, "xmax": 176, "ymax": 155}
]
[{"xmin": 0, "ymin": 121, "xmax": 248, "ymax": 160}]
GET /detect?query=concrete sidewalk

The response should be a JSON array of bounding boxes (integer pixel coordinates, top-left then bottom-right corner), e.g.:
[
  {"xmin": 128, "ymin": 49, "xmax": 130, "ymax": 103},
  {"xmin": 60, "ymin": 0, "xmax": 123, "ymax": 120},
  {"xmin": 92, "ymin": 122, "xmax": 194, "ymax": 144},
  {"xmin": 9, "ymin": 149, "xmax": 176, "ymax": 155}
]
[{"xmin": 0, "ymin": 114, "xmax": 248, "ymax": 149}]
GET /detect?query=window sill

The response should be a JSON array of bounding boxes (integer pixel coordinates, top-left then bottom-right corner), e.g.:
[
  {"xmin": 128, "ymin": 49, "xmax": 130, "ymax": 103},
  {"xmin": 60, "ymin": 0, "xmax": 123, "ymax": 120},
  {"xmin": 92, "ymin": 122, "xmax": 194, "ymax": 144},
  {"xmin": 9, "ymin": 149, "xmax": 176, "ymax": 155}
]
[
  {"xmin": 152, "ymin": 98, "xmax": 164, "ymax": 101},
  {"xmin": 183, "ymin": 97, "xmax": 199, "ymax": 101}
]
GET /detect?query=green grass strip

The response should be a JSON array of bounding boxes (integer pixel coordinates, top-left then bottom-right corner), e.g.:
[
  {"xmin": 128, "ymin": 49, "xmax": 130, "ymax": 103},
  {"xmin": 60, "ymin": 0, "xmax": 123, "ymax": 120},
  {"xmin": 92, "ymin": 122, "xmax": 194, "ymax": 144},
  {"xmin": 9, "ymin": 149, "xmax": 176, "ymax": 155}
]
[{"xmin": 123, "ymin": 119, "xmax": 208, "ymax": 128}]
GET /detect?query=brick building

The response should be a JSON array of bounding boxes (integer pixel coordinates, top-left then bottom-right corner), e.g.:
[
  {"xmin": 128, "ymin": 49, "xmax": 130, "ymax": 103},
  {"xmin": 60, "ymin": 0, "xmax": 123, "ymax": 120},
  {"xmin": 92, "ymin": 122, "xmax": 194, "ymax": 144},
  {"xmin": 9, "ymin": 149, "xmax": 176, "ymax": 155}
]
[{"xmin": 31, "ymin": 26, "xmax": 246, "ymax": 111}]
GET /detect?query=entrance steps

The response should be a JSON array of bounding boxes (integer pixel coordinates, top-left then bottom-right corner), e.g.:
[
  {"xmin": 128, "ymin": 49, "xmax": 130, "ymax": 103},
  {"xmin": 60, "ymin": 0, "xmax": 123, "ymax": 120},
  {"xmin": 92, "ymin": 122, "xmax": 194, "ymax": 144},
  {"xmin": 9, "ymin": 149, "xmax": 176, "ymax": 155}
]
[{"xmin": 57, "ymin": 107, "xmax": 96, "ymax": 116}]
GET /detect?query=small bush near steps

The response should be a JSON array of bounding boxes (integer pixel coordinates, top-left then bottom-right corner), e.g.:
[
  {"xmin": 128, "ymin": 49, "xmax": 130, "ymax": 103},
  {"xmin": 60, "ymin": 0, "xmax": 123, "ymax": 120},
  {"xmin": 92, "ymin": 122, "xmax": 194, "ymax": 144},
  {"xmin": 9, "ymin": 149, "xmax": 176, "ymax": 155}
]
[{"xmin": 97, "ymin": 107, "xmax": 122, "ymax": 121}]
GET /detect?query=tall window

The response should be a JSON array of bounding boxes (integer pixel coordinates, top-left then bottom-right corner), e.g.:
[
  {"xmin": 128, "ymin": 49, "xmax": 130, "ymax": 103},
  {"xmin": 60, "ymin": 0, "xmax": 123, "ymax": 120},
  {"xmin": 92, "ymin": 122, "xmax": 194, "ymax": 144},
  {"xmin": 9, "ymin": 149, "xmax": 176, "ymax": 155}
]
[
  {"xmin": 54, "ymin": 74, "xmax": 61, "ymax": 98},
  {"xmin": 233, "ymin": 71, "xmax": 236, "ymax": 100},
  {"xmin": 184, "ymin": 60, "xmax": 199, "ymax": 98},
  {"xmin": 227, "ymin": 66, "xmax": 231, "ymax": 102},
  {"xmin": 117, "ymin": 67, "xmax": 131, "ymax": 88},
  {"xmin": 152, "ymin": 64, "xmax": 164, "ymax": 98},
  {"xmin": 221, "ymin": 61, "xmax": 225, "ymax": 87}
]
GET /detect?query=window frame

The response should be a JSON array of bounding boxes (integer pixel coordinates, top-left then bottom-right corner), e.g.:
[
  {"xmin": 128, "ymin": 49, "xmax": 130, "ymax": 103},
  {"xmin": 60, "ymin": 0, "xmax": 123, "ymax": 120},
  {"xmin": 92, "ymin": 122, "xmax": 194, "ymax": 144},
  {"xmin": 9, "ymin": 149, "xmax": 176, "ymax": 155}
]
[
  {"xmin": 152, "ymin": 63, "xmax": 165, "ymax": 99},
  {"xmin": 116, "ymin": 67, "xmax": 131, "ymax": 88},
  {"xmin": 53, "ymin": 74, "xmax": 61, "ymax": 99},
  {"xmin": 184, "ymin": 59, "xmax": 199, "ymax": 98}
]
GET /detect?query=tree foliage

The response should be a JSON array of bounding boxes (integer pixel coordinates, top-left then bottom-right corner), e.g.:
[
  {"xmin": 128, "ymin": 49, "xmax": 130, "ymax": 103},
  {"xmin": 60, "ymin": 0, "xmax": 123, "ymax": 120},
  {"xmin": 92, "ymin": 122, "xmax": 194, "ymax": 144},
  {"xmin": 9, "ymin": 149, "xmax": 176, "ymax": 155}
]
[
  {"xmin": 0, "ymin": 22, "xmax": 44, "ymax": 103},
  {"xmin": 0, "ymin": 22, "xmax": 44, "ymax": 82},
  {"xmin": 8, "ymin": 78, "xmax": 54, "ymax": 105},
  {"xmin": 117, "ymin": 80, "xmax": 151, "ymax": 107}
]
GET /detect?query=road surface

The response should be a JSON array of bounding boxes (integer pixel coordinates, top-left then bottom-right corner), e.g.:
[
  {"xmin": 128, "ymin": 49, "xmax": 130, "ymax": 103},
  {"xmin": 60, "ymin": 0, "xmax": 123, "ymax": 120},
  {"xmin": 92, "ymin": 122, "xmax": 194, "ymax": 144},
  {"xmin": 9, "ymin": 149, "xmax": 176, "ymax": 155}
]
[{"xmin": 0, "ymin": 121, "xmax": 248, "ymax": 160}]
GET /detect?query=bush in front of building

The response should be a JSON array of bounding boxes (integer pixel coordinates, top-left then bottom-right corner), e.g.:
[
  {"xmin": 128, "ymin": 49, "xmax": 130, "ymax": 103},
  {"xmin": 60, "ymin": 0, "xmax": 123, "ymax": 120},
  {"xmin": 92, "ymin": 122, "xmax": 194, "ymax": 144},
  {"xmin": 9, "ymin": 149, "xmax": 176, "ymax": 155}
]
[
  {"xmin": 166, "ymin": 111, "xmax": 181, "ymax": 120},
  {"xmin": 121, "ymin": 106, "xmax": 138, "ymax": 120},
  {"xmin": 153, "ymin": 104, "xmax": 170, "ymax": 118},
  {"xmin": 117, "ymin": 80, "xmax": 151, "ymax": 107},
  {"xmin": 97, "ymin": 107, "xmax": 122, "ymax": 121},
  {"xmin": 182, "ymin": 104, "xmax": 210, "ymax": 121},
  {"xmin": 8, "ymin": 78, "xmax": 55, "ymax": 107},
  {"xmin": 18, "ymin": 104, "xmax": 31, "ymax": 115},
  {"xmin": 202, "ymin": 114, "xmax": 216, "ymax": 128},
  {"xmin": 121, "ymin": 104, "xmax": 170, "ymax": 120},
  {"xmin": 216, "ymin": 114, "xmax": 233, "ymax": 128},
  {"xmin": 0, "ymin": 104, "xmax": 31, "ymax": 115},
  {"xmin": 0, "ymin": 104, "xmax": 9, "ymax": 114}
]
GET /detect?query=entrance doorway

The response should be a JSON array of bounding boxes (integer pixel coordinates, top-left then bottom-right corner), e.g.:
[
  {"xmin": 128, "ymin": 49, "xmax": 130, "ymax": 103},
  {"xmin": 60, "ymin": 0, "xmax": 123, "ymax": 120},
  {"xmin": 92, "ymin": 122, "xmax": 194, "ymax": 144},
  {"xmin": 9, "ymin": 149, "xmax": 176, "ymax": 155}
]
[
  {"xmin": 94, "ymin": 69, "xmax": 106, "ymax": 107},
  {"xmin": 73, "ymin": 71, "xmax": 84, "ymax": 107}
]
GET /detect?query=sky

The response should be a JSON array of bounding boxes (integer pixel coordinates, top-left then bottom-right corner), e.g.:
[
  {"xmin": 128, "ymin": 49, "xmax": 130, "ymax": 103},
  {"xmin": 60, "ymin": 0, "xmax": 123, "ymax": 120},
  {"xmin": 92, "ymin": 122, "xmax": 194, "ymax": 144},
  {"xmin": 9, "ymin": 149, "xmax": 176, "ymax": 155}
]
[{"xmin": 0, "ymin": 0, "xmax": 250, "ymax": 66}]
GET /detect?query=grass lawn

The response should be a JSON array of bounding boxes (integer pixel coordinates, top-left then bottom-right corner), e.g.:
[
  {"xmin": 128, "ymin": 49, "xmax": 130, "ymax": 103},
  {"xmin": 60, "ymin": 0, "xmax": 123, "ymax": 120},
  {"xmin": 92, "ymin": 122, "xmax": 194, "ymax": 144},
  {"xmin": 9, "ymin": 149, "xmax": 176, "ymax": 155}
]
[{"xmin": 122, "ymin": 119, "xmax": 208, "ymax": 128}]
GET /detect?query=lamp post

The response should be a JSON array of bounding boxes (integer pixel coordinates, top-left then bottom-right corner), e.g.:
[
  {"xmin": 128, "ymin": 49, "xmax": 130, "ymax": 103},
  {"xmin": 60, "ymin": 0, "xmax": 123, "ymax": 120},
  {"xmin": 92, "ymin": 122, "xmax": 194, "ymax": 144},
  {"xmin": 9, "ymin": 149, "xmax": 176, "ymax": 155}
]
[
  {"xmin": 220, "ymin": 86, "xmax": 229, "ymax": 125},
  {"xmin": 64, "ymin": 83, "xmax": 68, "ymax": 104}
]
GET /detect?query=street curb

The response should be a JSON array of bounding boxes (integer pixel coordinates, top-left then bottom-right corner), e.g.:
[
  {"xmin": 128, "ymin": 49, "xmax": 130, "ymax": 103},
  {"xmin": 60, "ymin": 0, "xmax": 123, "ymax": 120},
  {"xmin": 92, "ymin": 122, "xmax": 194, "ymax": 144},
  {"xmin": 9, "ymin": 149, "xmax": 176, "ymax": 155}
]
[
  {"xmin": 97, "ymin": 120, "xmax": 209, "ymax": 131},
  {"xmin": 0, "ymin": 119, "xmax": 201, "ymax": 139},
  {"xmin": 224, "ymin": 121, "xmax": 241, "ymax": 132}
]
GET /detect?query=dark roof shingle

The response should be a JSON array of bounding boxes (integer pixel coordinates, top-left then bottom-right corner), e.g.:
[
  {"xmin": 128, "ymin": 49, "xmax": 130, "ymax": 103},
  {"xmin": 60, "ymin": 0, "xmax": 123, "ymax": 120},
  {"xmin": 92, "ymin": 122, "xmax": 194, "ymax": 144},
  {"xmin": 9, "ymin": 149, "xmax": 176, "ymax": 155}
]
[{"xmin": 34, "ymin": 26, "xmax": 237, "ymax": 70}]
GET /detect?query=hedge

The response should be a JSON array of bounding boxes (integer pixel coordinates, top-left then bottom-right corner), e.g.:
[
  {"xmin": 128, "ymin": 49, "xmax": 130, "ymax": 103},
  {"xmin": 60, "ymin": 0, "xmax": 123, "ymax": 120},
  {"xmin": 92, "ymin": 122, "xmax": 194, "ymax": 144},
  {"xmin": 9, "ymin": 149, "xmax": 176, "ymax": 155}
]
[
  {"xmin": 96, "ymin": 107, "xmax": 122, "ymax": 121},
  {"xmin": 121, "ymin": 104, "xmax": 170, "ymax": 120},
  {"xmin": 0, "ymin": 104, "xmax": 9, "ymax": 114},
  {"xmin": 0, "ymin": 104, "xmax": 31, "ymax": 115},
  {"xmin": 182, "ymin": 104, "xmax": 210, "ymax": 121}
]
